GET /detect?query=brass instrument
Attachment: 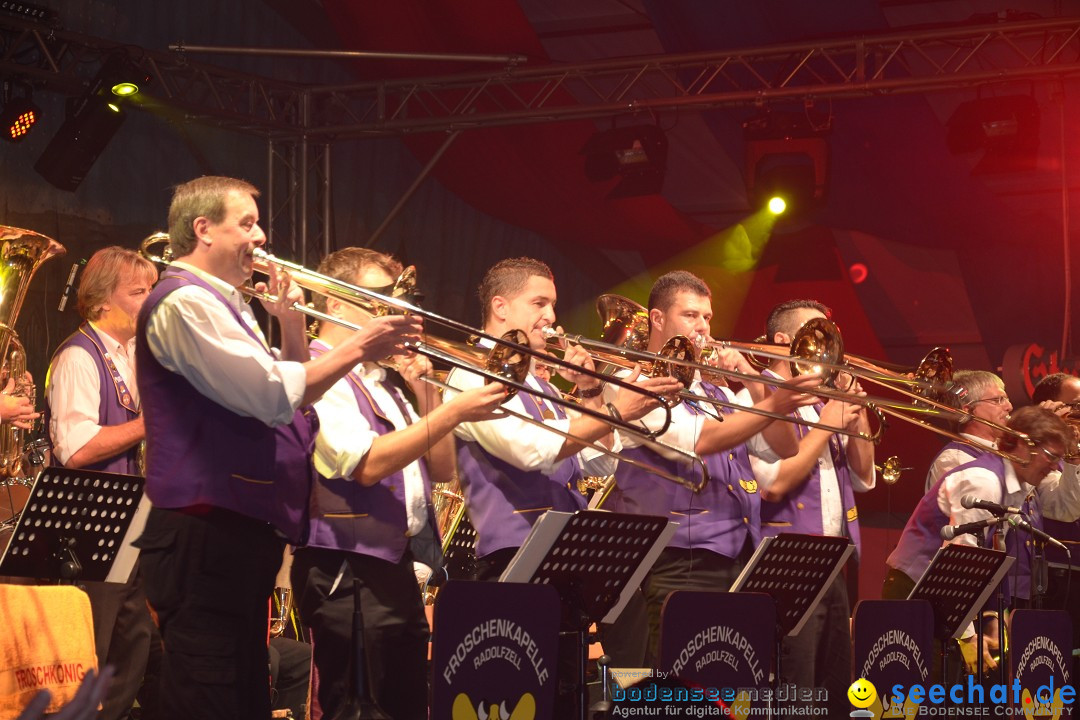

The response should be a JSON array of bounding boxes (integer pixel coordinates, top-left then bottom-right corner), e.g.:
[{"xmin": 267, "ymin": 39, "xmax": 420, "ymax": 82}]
[
  {"xmin": 875, "ymin": 456, "xmax": 912, "ymax": 485},
  {"xmin": 269, "ymin": 587, "xmax": 293, "ymax": 637},
  {"xmin": 546, "ymin": 296, "xmax": 887, "ymax": 442},
  {"xmin": 568, "ymin": 296, "xmax": 1037, "ymax": 466},
  {"xmin": 0, "ymin": 227, "xmax": 65, "ymax": 541},
  {"xmin": 422, "ymin": 478, "xmax": 467, "ymax": 605},
  {"xmin": 0, "ymin": 227, "xmax": 65, "ymax": 479},
  {"xmin": 246, "ymin": 247, "xmax": 675, "ymax": 439},
  {"xmin": 218, "ymin": 250, "xmax": 712, "ymax": 491}
]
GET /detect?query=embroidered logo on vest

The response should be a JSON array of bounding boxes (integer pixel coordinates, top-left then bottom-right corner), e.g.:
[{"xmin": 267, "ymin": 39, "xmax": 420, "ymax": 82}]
[
  {"xmin": 846, "ymin": 506, "xmax": 859, "ymax": 523},
  {"xmin": 739, "ymin": 478, "xmax": 758, "ymax": 494}
]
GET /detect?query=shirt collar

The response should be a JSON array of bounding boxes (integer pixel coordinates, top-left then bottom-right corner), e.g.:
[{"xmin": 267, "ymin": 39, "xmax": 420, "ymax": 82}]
[
  {"xmin": 1002, "ymin": 459, "xmax": 1026, "ymax": 495},
  {"xmin": 87, "ymin": 321, "xmax": 131, "ymax": 357},
  {"xmin": 960, "ymin": 432, "xmax": 996, "ymax": 449},
  {"xmin": 170, "ymin": 260, "xmax": 243, "ymax": 306}
]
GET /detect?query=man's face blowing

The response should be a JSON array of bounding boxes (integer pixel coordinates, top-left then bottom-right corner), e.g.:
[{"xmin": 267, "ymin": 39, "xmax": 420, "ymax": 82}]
[{"xmin": 491, "ymin": 274, "xmax": 556, "ymax": 351}]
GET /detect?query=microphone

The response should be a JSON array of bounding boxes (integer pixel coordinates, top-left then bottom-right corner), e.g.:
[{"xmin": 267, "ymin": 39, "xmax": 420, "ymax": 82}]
[
  {"xmin": 941, "ymin": 516, "xmax": 1005, "ymax": 540},
  {"xmin": 57, "ymin": 259, "xmax": 86, "ymax": 312},
  {"xmin": 1005, "ymin": 514, "xmax": 1068, "ymax": 551},
  {"xmin": 961, "ymin": 495, "xmax": 1022, "ymax": 515}
]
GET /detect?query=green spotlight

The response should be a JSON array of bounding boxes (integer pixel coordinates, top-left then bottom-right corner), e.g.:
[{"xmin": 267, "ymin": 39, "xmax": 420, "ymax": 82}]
[
  {"xmin": 767, "ymin": 196, "xmax": 787, "ymax": 215},
  {"xmin": 111, "ymin": 82, "xmax": 139, "ymax": 97}
]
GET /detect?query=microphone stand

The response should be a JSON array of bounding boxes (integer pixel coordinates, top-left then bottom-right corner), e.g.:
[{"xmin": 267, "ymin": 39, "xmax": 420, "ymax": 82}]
[{"xmin": 329, "ymin": 579, "xmax": 390, "ymax": 720}]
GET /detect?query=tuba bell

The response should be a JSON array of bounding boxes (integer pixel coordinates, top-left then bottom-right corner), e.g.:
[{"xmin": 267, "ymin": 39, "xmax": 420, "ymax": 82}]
[{"xmin": 0, "ymin": 226, "xmax": 65, "ymax": 480}]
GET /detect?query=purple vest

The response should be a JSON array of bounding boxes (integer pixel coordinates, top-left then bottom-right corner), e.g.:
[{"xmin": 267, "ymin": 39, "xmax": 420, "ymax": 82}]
[
  {"xmin": 455, "ymin": 371, "xmax": 586, "ymax": 558},
  {"xmin": 305, "ymin": 342, "xmax": 432, "ymax": 563},
  {"xmin": 134, "ymin": 269, "xmax": 316, "ymax": 543},
  {"xmin": 889, "ymin": 454, "xmax": 1041, "ymax": 602},
  {"xmin": 47, "ymin": 324, "xmax": 139, "ymax": 475},
  {"xmin": 608, "ymin": 382, "xmax": 759, "ymax": 558},
  {"xmin": 924, "ymin": 440, "xmax": 983, "ymax": 489},
  {"xmin": 759, "ymin": 401, "xmax": 862, "ymax": 555},
  {"xmin": 886, "ymin": 467, "xmax": 953, "ymax": 583}
]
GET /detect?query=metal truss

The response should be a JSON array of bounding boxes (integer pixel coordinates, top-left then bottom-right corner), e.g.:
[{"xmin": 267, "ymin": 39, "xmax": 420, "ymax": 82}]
[
  {"xmin": 307, "ymin": 16, "xmax": 1080, "ymax": 137},
  {"xmin": 3, "ymin": 15, "xmax": 1080, "ymax": 139}
]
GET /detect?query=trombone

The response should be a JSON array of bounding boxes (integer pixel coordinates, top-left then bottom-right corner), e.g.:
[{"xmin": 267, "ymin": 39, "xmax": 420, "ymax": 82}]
[
  {"xmin": 547, "ymin": 294, "xmax": 1038, "ymax": 467},
  {"xmin": 544, "ymin": 325, "xmax": 885, "ymax": 443},
  {"xmin": 243, "ymin": 282, "xmax": 711, "ymax": 494},
  {"xmin": 701, "ymin": 319, "xmax": 1035, "ymax": 461},
  {"xmin": 249, "ymin": 248, "xmax": 680, "ymax": 439},
  {"xmin": 139, "ymin": 236, "xmax": 709, "ymax": 492},
  {"xmin": 138, "ymin": 235, "xmax": 676, "ymax": 441}
]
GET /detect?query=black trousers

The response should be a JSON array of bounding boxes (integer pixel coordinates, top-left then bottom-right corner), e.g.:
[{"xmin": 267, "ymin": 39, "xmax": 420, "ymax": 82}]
[
  {"xmin": 780, "ymin": 572, "xmax": 851, "ymax": 718},
  {"xmin": 82, "ymin": 564, "xmax": 154, "ymax": 720},
  {"xmin": 641, "ymin": 545, "xmax": 748, "ymax": 667},
  {"xmin": 135, "ymin": 507, "xmax": 284, "ymax": 720},
  {"xmin": 291, "ymin": 546, "xmax": 429, "ymax": 720},
  {"xmin": 269, "ymin": 637, "xmax": 311, "ymax": 719}
]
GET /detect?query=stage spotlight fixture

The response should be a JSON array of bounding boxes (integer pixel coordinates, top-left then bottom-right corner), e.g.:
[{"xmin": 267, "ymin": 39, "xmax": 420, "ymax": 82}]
[
  {"xmin": 98, "ymin": 52, "xmax": 152, "ymax": 99},
  {"xmin": 0, "ymin": 95, "xmax": 41, "ymax": 143},
  {"xmin": 744, "ymin": 110, "xmax": 829, "ymax": 215},
  {"xmin": 767, "ymin": 196, "xmax": 787, "ymax": 215},
  {"xmin": 946, "ymin": 94, "xmax": 1039, "ymax": 173},
  {"xmin": 581, "ymin": 124, "xmax": 668, "ymax": 198},
  {"xmin": 34, "ymin": 94, "xmax": 126, "ymax": 191}
]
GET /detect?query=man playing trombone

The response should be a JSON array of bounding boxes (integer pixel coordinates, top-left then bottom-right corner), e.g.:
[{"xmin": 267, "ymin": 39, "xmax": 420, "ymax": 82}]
[
  {"xmin": 602, "ymin": 271, "xmax": 820, "ymax": 665},
  {"xmin": 924, "ymin": 370, "xmax": 1013, "ymax": 492},
  {"xmin": 133, "ymin": 176, "xmax": 422, "ymax": 720},
  {"xmin": 752, "ymin": 298, "xmax": 876, "ymax": 719},
  {"xmin": 289, "ymin": 248, "xmax": 506, "ymax": 720},
  {"xmin": 447, "ymin": 257, "xmax": 680, "ymax": 582}
]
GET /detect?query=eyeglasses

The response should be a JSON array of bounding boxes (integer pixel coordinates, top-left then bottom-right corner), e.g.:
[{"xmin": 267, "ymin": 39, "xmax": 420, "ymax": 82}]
[
  {"xmin": 1038, "ymin": 446, "xmax": 1063, "ymax": 464},
  {"xmin": 972, "ymin": 395, "xmax": 1010, "ymax": 406}
]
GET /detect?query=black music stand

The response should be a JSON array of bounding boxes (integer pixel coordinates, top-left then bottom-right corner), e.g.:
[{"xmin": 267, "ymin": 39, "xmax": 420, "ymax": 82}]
[
  {"xmin": 909, "ymin": 543, "xmax": 1014, "ymax": 685},
  {"xmin": 501, "ymin": 510, "xmax": 676, "ymax": 720},
  {"xmin": 0, "ymin": 467, "xmax": 146, "ymax": 584},
  {"xmin": 730, "ymin": 533, "xmax": 854, "ymax": 714},
  {"xmin": 443, "ymin": 510, "xmax": 479, "ymax": 581}
]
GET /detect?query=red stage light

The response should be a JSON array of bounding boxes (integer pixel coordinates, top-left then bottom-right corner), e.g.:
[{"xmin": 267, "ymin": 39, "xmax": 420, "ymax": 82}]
[
  {"xmin": 1, "ymin": 97, "xmax": 41, "ymax": 143},
  {"xmin": 849, "ymin": 263, "xmax": 868, "ymax": 284}
]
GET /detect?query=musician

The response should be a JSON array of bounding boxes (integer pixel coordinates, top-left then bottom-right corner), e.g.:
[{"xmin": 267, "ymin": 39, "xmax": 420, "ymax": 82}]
[
  {"xmin": 752, "ymin": 298, "xmax": 875, "ymax": 718},
  {"xmin": 1031, "ymin": 372, "xmax": 1080, "ymax": 680},
  {"xmin": 290, "ymin": 247, "xmax": 504, "ymax": 720},
  {"xmin": 44, "ymin": 246, "xmax": 157, "ymax": 720},
  {"xmin": 1032, "ymin": 372, "xmax": 1080, "ymax": 419},
  {"xmin": 884, "ymin": 406, "xmax": 1080, "ymax": 666},
  {"xmin": 602, "ymin": 271, "xmax": 819, "ymax": 663},
  {"xmin": 924, "ymin": 370, "xmax": 1012, "ymax": 492},
  {"xmin": 133, "ymin": 176, "xmax": 421, "ymax": 719},
  {"xmin": 447, "ymin": 257, "xmax": 680, "ymax": 581}
]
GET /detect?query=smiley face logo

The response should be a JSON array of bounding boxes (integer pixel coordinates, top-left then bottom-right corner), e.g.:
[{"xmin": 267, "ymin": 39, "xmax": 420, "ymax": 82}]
[{"xmin": 848, "ymin": 678, "xmax": 877, "ymax": 709}]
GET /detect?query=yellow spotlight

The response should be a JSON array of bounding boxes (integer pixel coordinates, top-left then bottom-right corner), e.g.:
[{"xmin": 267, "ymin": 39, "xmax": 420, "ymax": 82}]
[
  {"xmin": 767, "ymin": 196, "xmax": 787, "ymax": 215},
  {"xmin": 111, "ymin": 82, "xmax": 140, "ymax": 97},
  {"xmin": 107, "ymin": 103, "xmax": 121, "ymax": 113}
]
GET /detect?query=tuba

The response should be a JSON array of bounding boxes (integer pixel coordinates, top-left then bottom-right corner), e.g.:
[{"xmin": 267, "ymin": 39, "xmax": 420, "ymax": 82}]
[{"xmin": 0, "ymin": 226, "xmax": 65, "ymax": 480}]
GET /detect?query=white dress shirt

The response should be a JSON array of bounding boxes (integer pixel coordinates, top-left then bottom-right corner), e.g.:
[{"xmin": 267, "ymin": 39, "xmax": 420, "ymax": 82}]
[
  {"xmin": 925, "ymin": 432, "xmax": 992, "ymax": 492},
  {"xmin": 312, "ymin": 356, "xmax": 428, "ymax": 536},
  {"xmin": 144, "ymin": 261, "xmax": 306, "ymax": 426},
  {"xmin": 446, "ymin": 363, "xmax": 617, "ymax": 477},
  {"xmin": 602, "ymin": 372, "xmax": 771, "ymax": 462},
  {"xmin": 939, "ymin": 460, "xmax": 1080, "ymax": 547},
  {"xmin": 47, "ymin": 323, "xmax": 137, "ymax": 465},
  {"xmin": 749, "ymin": 370, "xmax": 875, "ymax": 537}
]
